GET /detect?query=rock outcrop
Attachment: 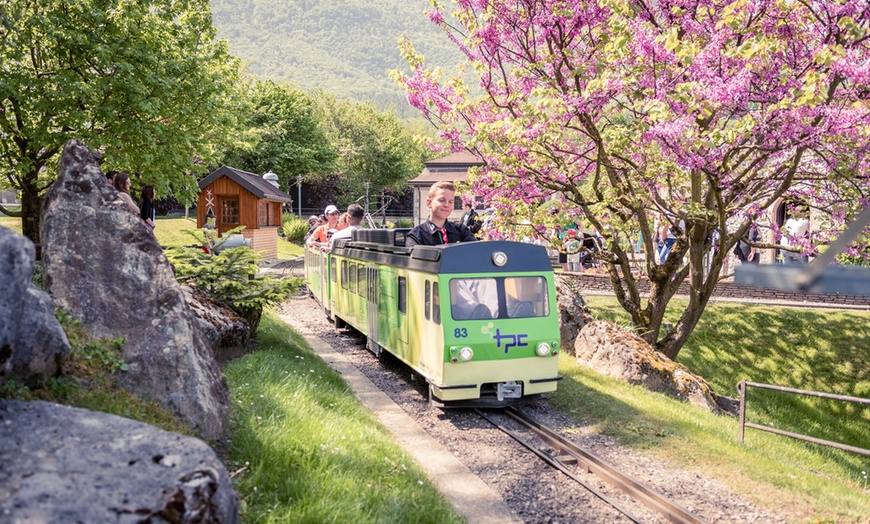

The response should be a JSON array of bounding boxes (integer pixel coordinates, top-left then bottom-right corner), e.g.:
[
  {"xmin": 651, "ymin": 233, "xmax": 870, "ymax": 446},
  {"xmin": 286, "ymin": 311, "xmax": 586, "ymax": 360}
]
[
  {"xmin": 184, "ymin": 287, "xmax": 252, "ymax": 365},
  {"xmin": 0, "ymin": 227, "xmax": 70, "ymax": 385},
  {"xmin": 554, "ymin": 275, "xmax": 594, "ymax": 352},
  {"xmin": 40, "ymin": 139, "xmax": 229, "ymax": 440},
  {"xmin": 574, "ymin": 320, "xmax": 724, "ymax": 412},
  {"xmin": 0, "ymin": 400, "xmax": 239, "ymax": 523}
]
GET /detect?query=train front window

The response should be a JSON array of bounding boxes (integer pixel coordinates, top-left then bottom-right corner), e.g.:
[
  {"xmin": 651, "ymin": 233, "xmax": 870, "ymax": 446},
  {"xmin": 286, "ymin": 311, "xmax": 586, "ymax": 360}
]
[
  {"xmin": 450, "ymin": 278, "xmax": 499, "ymax": 320},
  {"xmin": 449, "ymin": 277, "xmax": 548, "ymax": 320},
  {"xmin": 504, "ymin": 276, "xmax": 548, "ymax": 318}
]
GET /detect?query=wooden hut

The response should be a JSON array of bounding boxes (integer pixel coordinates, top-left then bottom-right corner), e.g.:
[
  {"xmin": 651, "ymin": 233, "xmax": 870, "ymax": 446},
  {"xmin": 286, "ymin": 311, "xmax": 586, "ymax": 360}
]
[{"xmin": 197, "ymin": 166, "xmax": 293, "ymax": 259}]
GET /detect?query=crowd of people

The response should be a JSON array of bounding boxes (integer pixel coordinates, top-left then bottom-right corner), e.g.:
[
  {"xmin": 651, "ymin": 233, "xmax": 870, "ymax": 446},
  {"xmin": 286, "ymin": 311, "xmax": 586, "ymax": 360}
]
[
  {"xmin": 304, "ymin": 183, "xmax": 814, "ymax": 271},
  {"xmin": 304, "ymin": 203, "xmax": 366, "ymax": 250}
]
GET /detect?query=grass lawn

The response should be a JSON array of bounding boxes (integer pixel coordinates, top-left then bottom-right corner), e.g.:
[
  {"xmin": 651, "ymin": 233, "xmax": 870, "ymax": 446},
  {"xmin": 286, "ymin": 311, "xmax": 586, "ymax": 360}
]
[
  {"xmin": 554, "ymin": 296, "xmax": 870, "ymax": 522},
  {"xmin": 224, "ymin": 313, "xmax": 462, "ymax": 523},
  {"xmin": 1, "ymin": 215, "xmax": 303, "ymax": 260},
  {"xmin": 0, "ymin": 216, "xmax": 22, "ymax": 234}
]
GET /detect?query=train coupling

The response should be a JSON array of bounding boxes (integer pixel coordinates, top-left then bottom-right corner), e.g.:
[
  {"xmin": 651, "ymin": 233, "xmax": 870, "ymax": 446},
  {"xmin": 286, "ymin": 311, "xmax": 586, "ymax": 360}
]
[{"xmin": 497, "ymin": 381, "xmax": 522, "ymax": 401}]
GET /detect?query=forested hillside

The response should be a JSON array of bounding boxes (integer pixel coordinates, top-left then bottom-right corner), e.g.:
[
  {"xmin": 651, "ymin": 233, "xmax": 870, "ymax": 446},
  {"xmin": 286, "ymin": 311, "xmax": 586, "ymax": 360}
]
[{"xmin": 210, "ymin": 0, "xmax": 463, "ymax": 117}]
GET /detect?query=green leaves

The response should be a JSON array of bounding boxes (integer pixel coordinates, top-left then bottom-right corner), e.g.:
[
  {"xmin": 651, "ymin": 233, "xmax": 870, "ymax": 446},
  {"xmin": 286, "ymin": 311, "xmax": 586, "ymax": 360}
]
[
  {"xmin": 0, "ymin": 0, "xmax": 247, "ymax": 221},
  {"xmin": 218, "ymin": 80, "xmax": 338, "ymax": 191},
  {"xmin": 165, "ymin": 229, "xmax": 302, "ymax": 317}
]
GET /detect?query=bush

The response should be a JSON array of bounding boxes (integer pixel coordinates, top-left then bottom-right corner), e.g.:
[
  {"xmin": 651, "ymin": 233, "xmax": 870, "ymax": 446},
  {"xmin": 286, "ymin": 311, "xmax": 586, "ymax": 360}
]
[
  {"xmin": 165, "ymin": 228, "xmax": 302, "ymax": 330},
  {"xmin": 282, "ymin": 213, "xmax": 309, "ymax": 242},
  {"xmin": 396, "ymin": 217, "xmax": 413, "ymax": 229}
]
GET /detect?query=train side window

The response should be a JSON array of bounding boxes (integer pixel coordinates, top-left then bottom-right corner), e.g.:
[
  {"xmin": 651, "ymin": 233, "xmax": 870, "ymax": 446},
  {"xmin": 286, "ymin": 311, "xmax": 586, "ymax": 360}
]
[
  {"xmin": 433, "ymin": 282, "xmax": 441, "ymax": 325},
  {"xmin": 349, "ymin": 263, "xmax": 357, "ymax": 292},
  {"xmin": 424, "ymin": 281, "xmax": 431, "ymax": 320},
  {"xmin": 450, "ymin": 278, "xmax": 499, "ymax": 320},
  {"xmin": 398, "ymin": 276, "xmax": 407, "ymax": 314},
  {"xmin": 358, "ymin": 266, "xmax": 366, "ymax": 296},
  {"xmin": 330, "ymin": 257, "xmax": 336, "ymax": 282},
  {"xmin": 505, "ymin": 276, "xmax": 548, "ymax": 318},
  {"xmin": 341, "ymin": 260, "xmax": 348, "ymax": 289}
]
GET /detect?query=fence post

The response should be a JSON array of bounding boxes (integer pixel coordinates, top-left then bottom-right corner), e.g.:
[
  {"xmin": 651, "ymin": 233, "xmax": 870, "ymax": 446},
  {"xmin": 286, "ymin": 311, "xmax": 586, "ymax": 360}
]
[{"xmin": 738, "ymin": 380, "xmax": 746, "ymax": 443}]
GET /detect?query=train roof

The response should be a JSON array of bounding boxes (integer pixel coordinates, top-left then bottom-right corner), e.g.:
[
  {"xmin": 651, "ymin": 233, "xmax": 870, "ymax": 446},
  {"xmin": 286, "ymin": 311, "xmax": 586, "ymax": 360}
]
[{"xmin": 330, "ymin": 228, "xmax": 552, "ymax": 274}]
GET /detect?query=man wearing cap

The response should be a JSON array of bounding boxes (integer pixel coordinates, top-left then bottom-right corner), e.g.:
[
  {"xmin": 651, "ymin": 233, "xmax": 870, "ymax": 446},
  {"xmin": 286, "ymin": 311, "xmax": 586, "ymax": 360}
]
[{"xmin": 306, "ymin": 205, "xmax": 344, "ymax": 247}]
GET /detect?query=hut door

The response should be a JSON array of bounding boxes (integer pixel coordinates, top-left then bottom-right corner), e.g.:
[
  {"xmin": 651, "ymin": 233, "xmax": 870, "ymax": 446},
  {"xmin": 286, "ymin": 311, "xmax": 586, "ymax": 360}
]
[{"xmin": 217, "ymin": 196, "xmax": 241, "ymax": 235}]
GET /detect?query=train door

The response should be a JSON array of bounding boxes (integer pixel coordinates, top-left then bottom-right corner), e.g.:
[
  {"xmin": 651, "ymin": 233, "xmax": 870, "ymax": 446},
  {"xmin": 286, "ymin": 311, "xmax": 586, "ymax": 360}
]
[
  {"xmin": 366, "ymin": 266, "xmax": 380, "ymax": 356},
  {"xmin": 323, "ymin": 254, "xmax": 333, "ymax": 312}
]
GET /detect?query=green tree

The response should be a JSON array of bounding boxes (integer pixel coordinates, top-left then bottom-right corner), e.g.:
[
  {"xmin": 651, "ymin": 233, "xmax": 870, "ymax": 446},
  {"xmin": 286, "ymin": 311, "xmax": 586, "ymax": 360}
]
[
  {"xmin": 315, "ymin": 93, "xmax": 431, "ymax": 207},
  {"xmin": 219, "ymin": 80, "xmax": 337, "ymax": 191},
  {"xmin": 0, "ymin": 0, "xmax": 246, "ymax": 246}
]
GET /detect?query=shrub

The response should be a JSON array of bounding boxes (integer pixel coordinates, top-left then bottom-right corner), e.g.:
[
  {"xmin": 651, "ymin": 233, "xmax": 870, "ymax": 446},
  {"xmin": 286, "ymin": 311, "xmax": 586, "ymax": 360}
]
[
  {"xmin": 282, "ymin": 214, "xmax": 309, "ymax": 242},
  {"xmin": 165, "ymin": 229, "xmax": 302, "ymax": 330},
  {"xmin": 396, "ymin": 217, "xmax": 413, "ymax": 229}
]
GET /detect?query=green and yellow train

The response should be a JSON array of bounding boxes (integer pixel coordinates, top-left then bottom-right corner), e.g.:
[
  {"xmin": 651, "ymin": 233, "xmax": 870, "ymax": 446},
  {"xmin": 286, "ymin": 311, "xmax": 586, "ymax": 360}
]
[{"xmin": 304, "ymin": 228, "xmax": 561, "ymax": 407}]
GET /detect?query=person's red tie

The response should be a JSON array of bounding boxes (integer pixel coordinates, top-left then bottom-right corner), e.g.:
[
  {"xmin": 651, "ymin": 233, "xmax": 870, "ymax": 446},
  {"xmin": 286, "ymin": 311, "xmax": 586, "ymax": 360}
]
[{"xmin": 437, "ymin": 227, "xmax": 448, "ymax": 244}]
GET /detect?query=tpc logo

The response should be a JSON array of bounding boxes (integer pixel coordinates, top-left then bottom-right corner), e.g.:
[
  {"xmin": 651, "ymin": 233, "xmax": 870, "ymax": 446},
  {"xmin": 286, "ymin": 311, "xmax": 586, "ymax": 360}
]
[{"xmin": 492, "ymin": 329, "xmax": 528, "ymax": 354}]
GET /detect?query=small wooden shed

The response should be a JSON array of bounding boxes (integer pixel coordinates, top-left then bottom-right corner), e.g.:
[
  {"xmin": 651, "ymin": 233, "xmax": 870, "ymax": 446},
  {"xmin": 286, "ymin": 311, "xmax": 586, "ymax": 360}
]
[{"xmin": 197, "ymin": 166, "xmax": 293, "ymax": 259}]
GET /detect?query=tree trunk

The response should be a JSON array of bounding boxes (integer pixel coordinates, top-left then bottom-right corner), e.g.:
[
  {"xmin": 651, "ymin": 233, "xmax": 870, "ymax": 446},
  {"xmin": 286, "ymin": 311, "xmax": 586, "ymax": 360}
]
[{"xmin": 20, "ymin": 180, "xmax": 42, "ymax": 258}]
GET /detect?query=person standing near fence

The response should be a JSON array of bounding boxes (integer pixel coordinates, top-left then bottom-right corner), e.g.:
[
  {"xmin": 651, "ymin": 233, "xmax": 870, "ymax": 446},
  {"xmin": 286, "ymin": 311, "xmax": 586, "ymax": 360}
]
[
  {"xmin": 735, "ymin": 223, "xmax": 761, "ymax": 264},
  {"xmin": 781, "ymin": 207, "xmax": 810, "ymax": 264}
]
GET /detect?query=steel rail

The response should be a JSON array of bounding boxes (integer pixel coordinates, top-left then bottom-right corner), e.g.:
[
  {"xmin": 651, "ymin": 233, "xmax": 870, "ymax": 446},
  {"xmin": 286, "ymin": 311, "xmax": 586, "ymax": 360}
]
[
  {"xmin": 475, "ymin": 409, "xmax": 646, "ymax": 524},
  {"xmin": 501, "ymin": 406, "xmax": 708, "ymax": 524}
]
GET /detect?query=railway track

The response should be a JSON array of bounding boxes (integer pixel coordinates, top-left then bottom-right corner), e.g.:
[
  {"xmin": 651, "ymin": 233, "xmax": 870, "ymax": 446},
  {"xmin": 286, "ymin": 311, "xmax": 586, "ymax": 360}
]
[{"xmin": 476, "ymin": 406, "xmax": 709, "ymax": 524}]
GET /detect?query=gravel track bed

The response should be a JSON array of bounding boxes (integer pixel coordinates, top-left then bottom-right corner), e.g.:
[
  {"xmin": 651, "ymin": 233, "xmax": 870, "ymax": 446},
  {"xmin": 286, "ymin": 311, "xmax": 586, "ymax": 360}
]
[{"xmin": 280, "ymin": 292, "xmax": 788, "ymax": 524}]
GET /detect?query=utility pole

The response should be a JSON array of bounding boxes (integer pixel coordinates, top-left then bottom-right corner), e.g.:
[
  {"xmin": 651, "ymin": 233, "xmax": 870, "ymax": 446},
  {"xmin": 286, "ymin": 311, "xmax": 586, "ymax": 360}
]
[{"xmin": 296, "ymin": 174, "xmax": 302, "ymax": 218}]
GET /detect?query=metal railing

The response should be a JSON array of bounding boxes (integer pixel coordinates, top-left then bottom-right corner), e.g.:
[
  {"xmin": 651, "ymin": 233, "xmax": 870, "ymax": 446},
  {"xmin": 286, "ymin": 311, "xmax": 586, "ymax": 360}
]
[{"xmin": 737, "ymin": 380, "xmax": 870, "ymax": 456}]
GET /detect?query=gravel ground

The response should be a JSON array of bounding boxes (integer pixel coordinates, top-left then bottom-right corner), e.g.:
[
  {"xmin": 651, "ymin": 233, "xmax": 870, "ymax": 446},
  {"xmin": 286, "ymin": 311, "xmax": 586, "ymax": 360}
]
[{"xmin": 279, "ymin": 291, "xmax": 791, "ymax": 524}]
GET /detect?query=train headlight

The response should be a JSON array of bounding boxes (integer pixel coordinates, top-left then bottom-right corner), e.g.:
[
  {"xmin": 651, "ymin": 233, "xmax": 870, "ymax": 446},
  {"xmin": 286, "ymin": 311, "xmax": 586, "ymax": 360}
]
[
  {"xmin": 459, "ymin": 347, "xmax": 474, "ymax": 362},
  {"xmin": 536, "ymin": 342, "xmax": 551, "ymax": 357},
  {"xmin": 492, "ymin": 251, "xmax": 508, "ymax": 266}
]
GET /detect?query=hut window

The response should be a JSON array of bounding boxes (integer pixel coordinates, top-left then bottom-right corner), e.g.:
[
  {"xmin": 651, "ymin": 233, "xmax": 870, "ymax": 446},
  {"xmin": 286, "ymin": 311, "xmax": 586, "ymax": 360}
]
[{"xmin": 221, "ymin": 199, "xmax": 240, "ymax": 225}]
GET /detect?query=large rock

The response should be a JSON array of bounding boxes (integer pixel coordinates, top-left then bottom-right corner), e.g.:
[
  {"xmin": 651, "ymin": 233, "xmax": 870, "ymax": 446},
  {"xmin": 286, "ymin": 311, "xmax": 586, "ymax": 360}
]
[
  {"xmin": 554, "ymin": 275, "xmax": 594, "ymax": 352},
  {"xmin": 0, "ymin": 227, "xmax": 70, "ymax": 384},
  {"xmin": 574, "ymin": 320, "xmax": 723, "ymax": 412},
  {"xmin": 0, "ymin": 400, "xmax": 239, "ymax": 523},
  {"xmin": 183, "ymin": 287, "xmax": 252, "ymax": 365},
  {"xmin": 40, "ymin": 139, "xmax": 229, "ymax": 440}
]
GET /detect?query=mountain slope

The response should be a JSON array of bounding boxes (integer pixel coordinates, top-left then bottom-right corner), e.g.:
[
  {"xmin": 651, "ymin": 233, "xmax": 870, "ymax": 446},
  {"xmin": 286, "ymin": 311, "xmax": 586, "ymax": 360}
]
[{"xmin": 210, "ymin": 0, "xmax": 464, "ymax": 117}]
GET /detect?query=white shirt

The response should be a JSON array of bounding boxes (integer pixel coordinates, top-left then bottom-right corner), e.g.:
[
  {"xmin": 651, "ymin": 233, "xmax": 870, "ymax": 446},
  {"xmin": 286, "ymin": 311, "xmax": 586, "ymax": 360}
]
[
  {"xmin": 782, "ymin": 217, "xmax": 809, "ymax": 247},
  {"xmin": 329, "ymin": 225, "xmax": 362, "ymax": 248}
]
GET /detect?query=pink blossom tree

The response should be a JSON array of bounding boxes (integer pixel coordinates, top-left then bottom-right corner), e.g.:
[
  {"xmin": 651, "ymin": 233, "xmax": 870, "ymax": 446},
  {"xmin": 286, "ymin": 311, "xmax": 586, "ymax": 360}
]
[{"xmin": 395, "ymin": 0, "xmax": 870, "ymax": 359}]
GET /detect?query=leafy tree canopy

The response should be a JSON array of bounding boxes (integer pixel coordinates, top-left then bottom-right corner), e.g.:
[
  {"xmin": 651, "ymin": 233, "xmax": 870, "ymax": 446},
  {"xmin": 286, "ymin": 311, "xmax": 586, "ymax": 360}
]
[
  {"xmin": 397, "ymin": 0, "xmax": 870, "ymax": 359},
  {"xmin": 219, "ymin": 79, "xmax": 338, "ymax": 190},
  {"xmin": 314, "ymin": 92, "xmax": 432, "ymax": 208},
  {"xmin": 0, "ymin": 0, "xmax": 247, "ymax": 244}
]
